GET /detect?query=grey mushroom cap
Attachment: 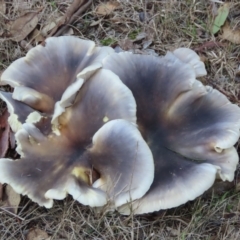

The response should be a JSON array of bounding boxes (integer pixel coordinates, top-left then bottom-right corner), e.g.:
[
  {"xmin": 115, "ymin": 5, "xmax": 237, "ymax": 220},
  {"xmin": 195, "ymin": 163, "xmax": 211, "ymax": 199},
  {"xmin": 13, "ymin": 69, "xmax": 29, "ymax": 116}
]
[
  {"xmin": 173, "ymin": 48, "xmax": 207, "ymax": 77},
  {"xmin": 1, "ymin": 36, "xmax": 114, "ymax": 123},
  {"xmin": 0, "ymin": 123, "xmax": 108, "ymax": 208},
  {"xmin": 103, "ymin": 50, "xmax": 240, "ymax": 214},
  {"xmin": 56, "ymin": 68, "xmax": 137, "ymax": 142},
  {"xmin": 0, "ymin": 67, "xmax": 154, "ymax": 208},
  {"xmin": 0, "ymin": 119, "xmax": 154, "ymax": 209},
  {"xmin": 88, "ymin": 119, "xmax": 154, "ymax": 207},
  {"xmin": 0, "ymin": 91, "xmax": 42, "ymax": 132}
]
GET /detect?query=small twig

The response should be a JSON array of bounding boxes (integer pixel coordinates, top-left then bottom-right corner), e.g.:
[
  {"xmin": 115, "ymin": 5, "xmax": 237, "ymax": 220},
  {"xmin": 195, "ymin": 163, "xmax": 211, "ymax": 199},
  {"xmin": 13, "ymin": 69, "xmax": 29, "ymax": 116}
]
[
  {"xmin": 194, "ymin": 41, "xmax": 226, "ymax": 53},
  {"xmin": 0, "ymin": 207, "xmax": 25, "ymax": 221},
  {"xmin": 55, "ymin": 0, "xmax": 92, "ymax": 37},
  {"xmin": 48, "ymin": 0, "xmax": 92, "ymax": 37}
]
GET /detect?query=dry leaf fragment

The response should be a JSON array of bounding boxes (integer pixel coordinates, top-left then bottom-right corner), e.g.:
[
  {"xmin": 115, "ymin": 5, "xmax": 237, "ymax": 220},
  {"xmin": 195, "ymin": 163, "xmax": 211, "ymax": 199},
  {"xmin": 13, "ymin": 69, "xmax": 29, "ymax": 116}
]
[
  {"xmin": 30, "ymin": 29, "xmax": 45, "ymax": 44},
  {"xmin": 20, "ymin": 40, "xmax": 33, "ymax": 51},
  {"xmin": 166, "ymin": 227, "xmax": 179, "ymax": 237},
  {"xmin": 64, "ymin": 27, "xmax": 74, "ymax": 35},
  {"xmin": 0, "ymin": 0, "xmax": 6, "ymax": 14},
  {"xmin": 2, "ymin": 185, "xmax": 21, "ymax": 214},
  {"xmin": 220, "ymin": 22, "xmax": 240, "ymax": 44},
  {"xmin": 26, "ymin": 228, "xmax": 50, "ymax": 240},
  {"xmin": 0, "ymin": 108, "xmax": 10, "ymax": 158},
  {"xmin": 90, "ymin": 18, "xmax": 103, "ymax": 27},
  {"xmin": 41, "ymin": 17, "xmax": 62, "ymax": 37},
  {"xmin": 96, "ymin": 1, "xmax": 120, "ymax": 16},
  {"xmin": 118, "ymin": 39, "xmax": 134, "ymax": 51},
  {"xmin": 8, "ymin": 11, "xmax": 40, "ymax": 42}
]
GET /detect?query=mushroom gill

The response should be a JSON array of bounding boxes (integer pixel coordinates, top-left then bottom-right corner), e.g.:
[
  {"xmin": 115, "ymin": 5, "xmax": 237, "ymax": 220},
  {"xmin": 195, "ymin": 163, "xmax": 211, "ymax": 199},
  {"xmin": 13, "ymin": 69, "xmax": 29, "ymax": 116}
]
[
  {"xmin": 0, "ymin": 36, "xmax": 114, "ymax": 133},
  {"xmin": 0, "ymin": 58, "xmax": 154, "ymax": 208},
  {"xmin": 1, "ymin": 36, "xmax": 239, "ymax": 215},
  {"xmin": 102, "ymin": 49, "xmax": 240, "ymax": 214}
]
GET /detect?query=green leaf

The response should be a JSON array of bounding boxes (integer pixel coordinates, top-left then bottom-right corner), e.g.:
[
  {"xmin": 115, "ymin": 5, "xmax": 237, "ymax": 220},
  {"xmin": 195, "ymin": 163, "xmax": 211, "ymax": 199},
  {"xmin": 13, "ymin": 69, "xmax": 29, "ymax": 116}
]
[
  {"xmin": 100, "ymin": 38, "xmax": 116, "ymax": 46},
  {"xmin": 212, "ymin": 3, "xmax": 230, "ymax": 34}
]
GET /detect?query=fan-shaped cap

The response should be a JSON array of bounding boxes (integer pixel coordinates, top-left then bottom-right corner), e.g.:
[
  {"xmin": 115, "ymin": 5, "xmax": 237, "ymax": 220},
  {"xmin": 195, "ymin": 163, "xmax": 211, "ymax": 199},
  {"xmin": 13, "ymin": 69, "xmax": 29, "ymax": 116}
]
[
  {"xmin": 88, "ymin": 119, "xmax": 154, "ymax": 207},
  {"xmin": 173, "ymin": 48, "xmax": 207, "ymax": 77},
  {"xmin": 1, "ymin": 36, "xmax": 114, "ymax": 120},
  {"xmin": 0, "ymin": 123, "xmax": 107, "ymax": 208},
  {"xmin": 0, "ymin": 66, "xmax": 144, "ymax": 208},
  {"xmin": 0, "ymin": 119, "xmax": 154, "ymax": 209},
  {"xmin": 56, "ymin": 68, "xmax": 137, "ymax": 142},
  {"xmin": 103, "ymin": 50, "xmax": 240, "ymax": 214},
  {"xmin": 0, "ymin": 91, "xmax": 41, "ymax": 132}
]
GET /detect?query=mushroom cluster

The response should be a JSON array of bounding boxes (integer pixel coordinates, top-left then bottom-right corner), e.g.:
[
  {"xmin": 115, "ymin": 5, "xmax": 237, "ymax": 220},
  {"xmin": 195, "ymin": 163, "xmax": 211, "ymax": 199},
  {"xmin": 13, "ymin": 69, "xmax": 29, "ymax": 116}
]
[{"xmin": 0, "ymin": 36, "xmax": 240, "ymax": 215}]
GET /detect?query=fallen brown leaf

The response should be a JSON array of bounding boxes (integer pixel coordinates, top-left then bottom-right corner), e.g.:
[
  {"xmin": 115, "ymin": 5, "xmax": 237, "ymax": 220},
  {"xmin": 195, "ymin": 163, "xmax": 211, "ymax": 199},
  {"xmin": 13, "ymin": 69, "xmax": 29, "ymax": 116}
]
[
  {"xmin": 8, "ymin": 11, "xmax": 40, "ymax": 42},
  {"xmin": 41, "ymin": 17, "xmax": 62, "ymax": 37},
  {"xmin": 118, "ymin": 39, "xmax": 134, "ymax": 51},
  {"xmin": 26, "ymin": 228, "xmax": 50, "ymax": 240},
  {"xmin": 220, "ymin": 22, "xmax": 240, "ymax": 44},
  {"xmin": 30, "ymin": 29, "xmax": 45, "ymax": 43},
  {"xmin": 2, "ymin": 185, "xmax": 21, "ymax": 214},
  {"xmin": 96, "ymin": 1, "xmax": 120, "ymax": 16}
]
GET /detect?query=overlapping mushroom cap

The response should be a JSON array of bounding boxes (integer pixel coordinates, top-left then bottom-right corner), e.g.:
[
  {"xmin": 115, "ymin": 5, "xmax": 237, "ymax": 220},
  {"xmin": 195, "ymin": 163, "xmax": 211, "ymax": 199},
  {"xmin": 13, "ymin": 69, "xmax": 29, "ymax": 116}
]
[
  {"xmin": 0, "ymin": 36, "xmax": 114, "ymax": 133},
  {"xmin": 0, "ymin": 36, "xmax": 154, "ymax": 209},
  {"xmin": 103, "ymin": 49, "xmax": 240, "ymax": 214},
  {"xmin": 0, "ymin": 36, "xmax": 240, "ymax": 215}
]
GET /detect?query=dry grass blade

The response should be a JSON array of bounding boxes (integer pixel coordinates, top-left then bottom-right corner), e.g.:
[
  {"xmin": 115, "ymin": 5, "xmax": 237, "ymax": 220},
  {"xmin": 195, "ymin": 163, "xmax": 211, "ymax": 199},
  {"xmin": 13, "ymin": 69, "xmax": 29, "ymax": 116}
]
[
  {"xmin": 0, "ymin": 206, "xmax": 25, "ymax": 221},
  {"xmin": 194, "ymin": 41, "xmax": 226, "ymax": 53}
]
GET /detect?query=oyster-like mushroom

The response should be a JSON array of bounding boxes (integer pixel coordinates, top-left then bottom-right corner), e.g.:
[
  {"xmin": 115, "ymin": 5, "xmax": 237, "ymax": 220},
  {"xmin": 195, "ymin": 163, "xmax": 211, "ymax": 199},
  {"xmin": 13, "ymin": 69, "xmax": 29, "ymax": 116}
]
[
  {"xmin": 0, "ymin": 68, "xmax": 154, "ymax": 208},
  {"xmin": 0, "ymin": 119, "xmax": 154, "ymax": 208},
  {"xmin": 0, "ymin": 36, "xmax": 114, "ymax": 132},
  {"xmin": 103, "ymin": 50, "xmax": 240, "ymax": 214}
]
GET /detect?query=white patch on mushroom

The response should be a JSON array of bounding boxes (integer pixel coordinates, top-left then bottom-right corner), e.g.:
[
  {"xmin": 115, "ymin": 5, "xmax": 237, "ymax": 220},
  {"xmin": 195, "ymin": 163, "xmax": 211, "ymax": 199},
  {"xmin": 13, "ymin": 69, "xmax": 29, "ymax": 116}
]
[
  {"xmin": 26, "ymin": 111, "xmax": 42, "ymax": 124},
  {"xmin": 0, "ymin": 92, "xmax": 22, "ymax": 132},
  {"xmin": 173, "ymin": 48, "xmax": 207, "ymax": 77},
  {"xmin": 89, "ymin": 119, "xmax": 154, "ymax": 208}
]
